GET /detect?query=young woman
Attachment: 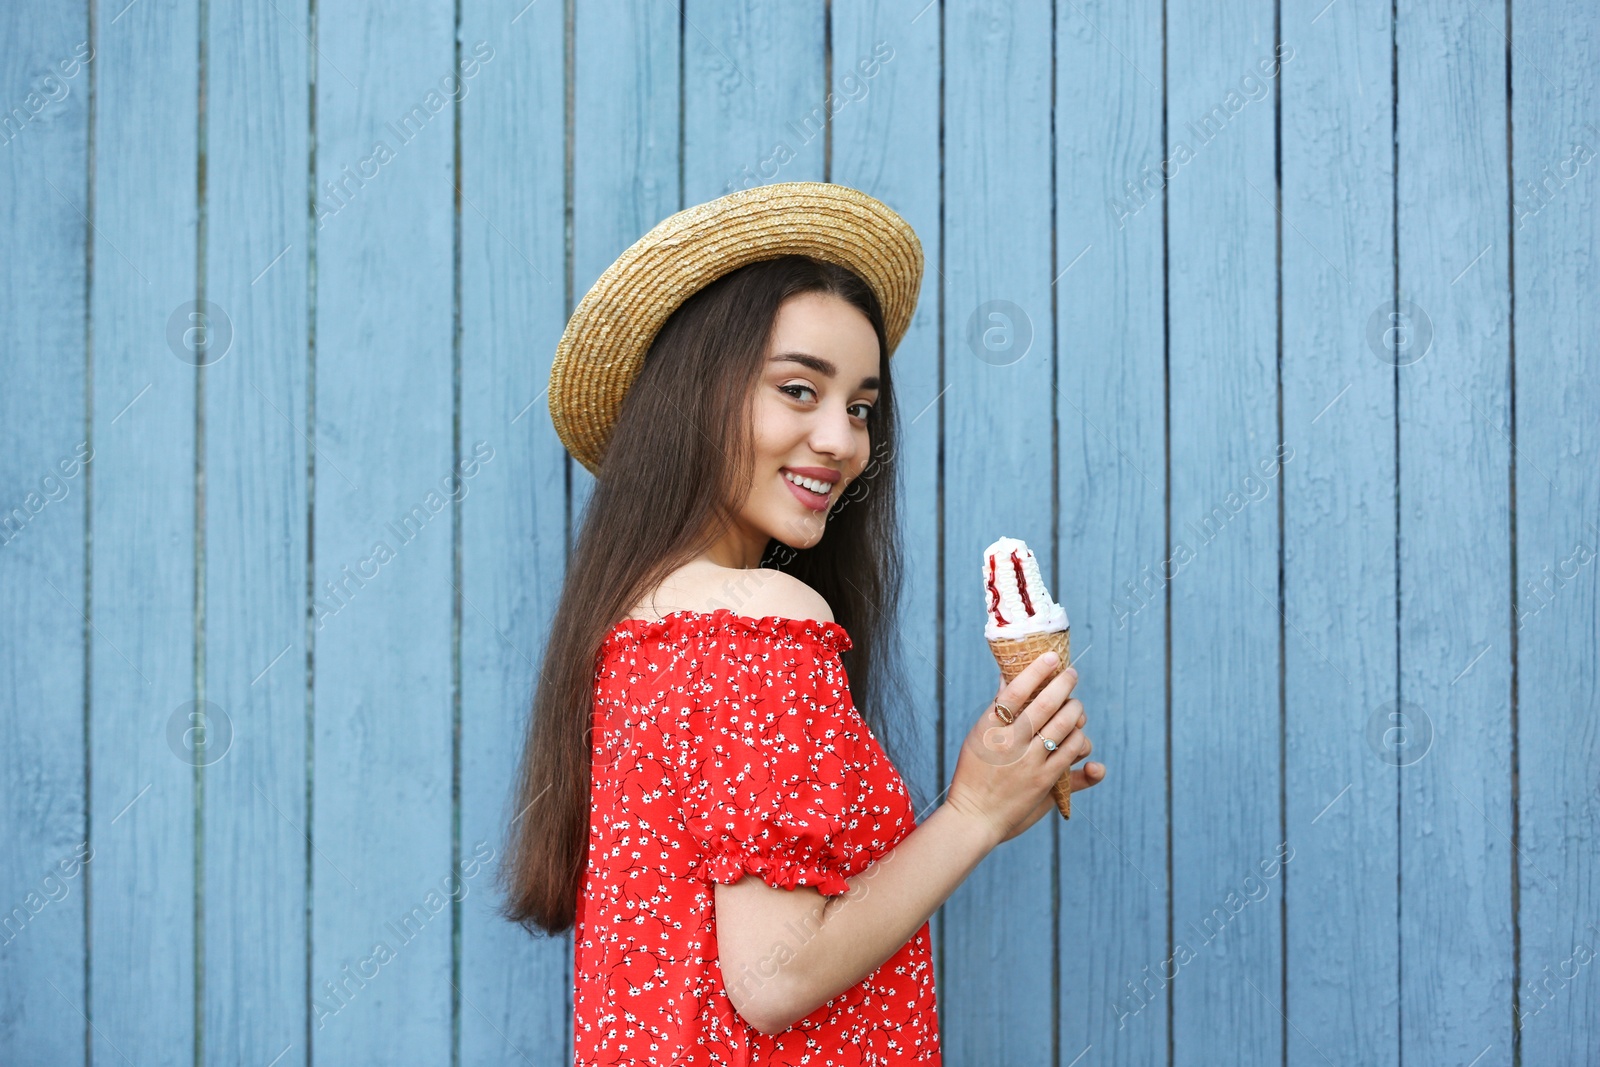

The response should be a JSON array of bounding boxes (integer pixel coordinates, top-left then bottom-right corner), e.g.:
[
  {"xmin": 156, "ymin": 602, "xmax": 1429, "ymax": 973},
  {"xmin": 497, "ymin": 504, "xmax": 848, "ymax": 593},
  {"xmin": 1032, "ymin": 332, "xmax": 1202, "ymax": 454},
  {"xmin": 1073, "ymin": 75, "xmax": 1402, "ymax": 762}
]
[{"xmin": 497, "ymin": 184, "xmax": 1105, "ymax": 1064}]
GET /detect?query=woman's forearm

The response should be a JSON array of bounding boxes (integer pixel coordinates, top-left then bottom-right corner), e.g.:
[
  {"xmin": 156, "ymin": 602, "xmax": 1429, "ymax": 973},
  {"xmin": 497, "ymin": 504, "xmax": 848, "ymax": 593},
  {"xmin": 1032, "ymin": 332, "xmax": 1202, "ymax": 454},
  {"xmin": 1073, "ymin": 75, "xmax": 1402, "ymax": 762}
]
[{"xmin": 765, "ymin": 802, "xmax": 999, "ymax": 1031}]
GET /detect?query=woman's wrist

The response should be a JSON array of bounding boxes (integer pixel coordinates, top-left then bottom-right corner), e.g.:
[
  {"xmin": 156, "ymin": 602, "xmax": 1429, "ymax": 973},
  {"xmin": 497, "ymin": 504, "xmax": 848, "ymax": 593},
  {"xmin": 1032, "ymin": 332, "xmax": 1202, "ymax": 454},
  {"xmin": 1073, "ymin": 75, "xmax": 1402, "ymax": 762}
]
[{"xmin": 934, "ymin": 797, "xmax": 1005, "ymax": 854}]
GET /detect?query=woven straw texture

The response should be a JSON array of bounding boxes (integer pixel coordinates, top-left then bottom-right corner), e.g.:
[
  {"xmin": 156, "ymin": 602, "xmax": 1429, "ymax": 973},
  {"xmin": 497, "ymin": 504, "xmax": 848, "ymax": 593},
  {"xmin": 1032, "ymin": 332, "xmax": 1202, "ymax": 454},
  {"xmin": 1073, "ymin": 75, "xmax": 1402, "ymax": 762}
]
[
  {"xmin": 548, "ymin": 181, "xmax": 923, "ymax": 474},
  {"xmin": 988, "ymin": 627, "xmax": 1074, "ymax": 820}
]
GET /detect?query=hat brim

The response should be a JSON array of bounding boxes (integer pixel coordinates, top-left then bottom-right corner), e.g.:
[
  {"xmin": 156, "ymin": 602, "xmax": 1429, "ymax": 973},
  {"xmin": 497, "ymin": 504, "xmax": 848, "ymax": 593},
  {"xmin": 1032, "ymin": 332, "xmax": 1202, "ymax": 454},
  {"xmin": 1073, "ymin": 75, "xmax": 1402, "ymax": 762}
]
[{"xmin": 548, "ymin": 181, "xmax": 923, "ymax": 475}]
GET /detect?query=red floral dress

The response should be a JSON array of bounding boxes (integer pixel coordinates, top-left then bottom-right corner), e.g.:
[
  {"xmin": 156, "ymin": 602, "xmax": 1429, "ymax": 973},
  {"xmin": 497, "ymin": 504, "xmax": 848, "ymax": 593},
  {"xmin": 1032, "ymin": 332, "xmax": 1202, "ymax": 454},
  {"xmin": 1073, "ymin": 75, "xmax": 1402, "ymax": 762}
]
[{"xmin": 574, "ymin": 607, "xmax": 941, "ymax": 1065}]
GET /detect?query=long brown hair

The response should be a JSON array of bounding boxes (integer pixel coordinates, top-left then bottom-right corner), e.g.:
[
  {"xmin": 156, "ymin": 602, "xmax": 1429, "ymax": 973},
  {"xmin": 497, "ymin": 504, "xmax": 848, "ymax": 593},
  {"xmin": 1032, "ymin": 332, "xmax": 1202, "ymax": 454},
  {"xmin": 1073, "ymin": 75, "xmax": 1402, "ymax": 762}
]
[{"xmin": 497, "ymin": 254, "xmax": 917, "ymax": 936}]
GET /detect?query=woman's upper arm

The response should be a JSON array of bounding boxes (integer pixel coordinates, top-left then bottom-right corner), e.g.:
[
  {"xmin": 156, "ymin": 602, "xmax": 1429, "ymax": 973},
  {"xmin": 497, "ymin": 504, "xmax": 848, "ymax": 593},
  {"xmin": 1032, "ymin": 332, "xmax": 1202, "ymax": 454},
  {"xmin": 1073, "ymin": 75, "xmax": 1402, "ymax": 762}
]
[
  {"xmin": 683, "ymin": 574, "xmax": 853, "ymax": 1034},
  {"xmin": 714, "ymin": 876, "xmax": 832, "ymax": 1036}
]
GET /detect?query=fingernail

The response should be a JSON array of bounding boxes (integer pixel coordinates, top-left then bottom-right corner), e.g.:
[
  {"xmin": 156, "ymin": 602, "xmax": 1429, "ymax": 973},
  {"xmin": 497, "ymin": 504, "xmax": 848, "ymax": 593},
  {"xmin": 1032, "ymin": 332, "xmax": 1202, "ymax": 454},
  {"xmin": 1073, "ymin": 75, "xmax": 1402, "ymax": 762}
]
[{"xmin": 1044, "ymin": 652, "xmax": 1060, "ymax": 667}]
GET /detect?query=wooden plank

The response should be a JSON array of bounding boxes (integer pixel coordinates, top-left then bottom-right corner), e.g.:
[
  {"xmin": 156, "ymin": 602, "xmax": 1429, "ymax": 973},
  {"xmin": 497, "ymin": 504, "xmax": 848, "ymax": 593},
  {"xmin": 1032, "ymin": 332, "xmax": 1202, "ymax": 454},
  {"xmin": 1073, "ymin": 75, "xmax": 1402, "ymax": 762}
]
[
  {"xmin": 1510, "ymin": 0, "xmax": 1600, "ymax": 1059},
  {"xmin": 310, "ymin": 2, "xmax": 456, "ymax": 1060},
  {"xmin": 1395, "ymin": 1, "xmax": 1514, "ymax": 1062},
  {"xmin": 1053, "ymin": 1, "xmax": 1170, "ymax": 1062},
  {"xmin": 1164, "ymin": 1, "xmax": 1284, "ymax": 1062},
  {"xmin": 1278, "ymin": 2, "xmax": 1400, "ymax": 1063},
  {"xmin": 201, "ymin": 2, "xmax": 310, "ymax": 1063},
  {"xmin": 683, "ymin": 1, "xmax": 825, "ymax": 204},
  {"xmin": 0, "ymin": 3, "xmax": 91, "ymax": 1062},
  {"xmin": 828, "ymin": 0, "xmax": 943, "ymax": 847},
  {"xmin": 939, "ymin": 0, "xmax": 1056, "ymax": 1060},
  {"xmin": 457, "ymin": 0, "xmax": 592, "ymax": 1059},
  {"xmin": 88, "ymin": 0, "xmax": 201, "ymax": 1062},
  {"xmin": 572, "ymin": 0, "xmax": 681, "ymax": 304},
  {"xmin": 567, "ymin": 0, "xmax": 685, "ymax": 520}
]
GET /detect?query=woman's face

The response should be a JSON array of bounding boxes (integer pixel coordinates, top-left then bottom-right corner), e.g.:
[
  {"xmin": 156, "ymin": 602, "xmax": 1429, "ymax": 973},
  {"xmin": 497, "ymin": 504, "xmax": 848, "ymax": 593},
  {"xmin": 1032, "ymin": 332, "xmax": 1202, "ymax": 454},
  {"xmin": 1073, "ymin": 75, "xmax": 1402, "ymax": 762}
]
[{"xmin": 714, "ymin": 290, "xmax": 882, "ymax": 568}]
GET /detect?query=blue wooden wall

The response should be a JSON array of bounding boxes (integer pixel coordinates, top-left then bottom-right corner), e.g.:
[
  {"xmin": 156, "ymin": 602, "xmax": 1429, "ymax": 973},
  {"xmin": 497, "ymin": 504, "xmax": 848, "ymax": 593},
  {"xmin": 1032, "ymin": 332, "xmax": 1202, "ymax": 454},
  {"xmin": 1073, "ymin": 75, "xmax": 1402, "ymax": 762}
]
[{"xmin": 2, "ymin": 1, "xmax": 1596, "ymax": 1064}]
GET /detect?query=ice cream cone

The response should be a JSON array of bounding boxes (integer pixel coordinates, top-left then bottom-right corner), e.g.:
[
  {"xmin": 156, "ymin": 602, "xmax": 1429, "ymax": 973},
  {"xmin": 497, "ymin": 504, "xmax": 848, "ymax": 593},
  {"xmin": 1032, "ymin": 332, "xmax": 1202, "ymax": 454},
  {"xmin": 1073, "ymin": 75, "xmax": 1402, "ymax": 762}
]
[{"xmin": 987, "ymin": 627, "xmax": 1073, "ymax": 820}]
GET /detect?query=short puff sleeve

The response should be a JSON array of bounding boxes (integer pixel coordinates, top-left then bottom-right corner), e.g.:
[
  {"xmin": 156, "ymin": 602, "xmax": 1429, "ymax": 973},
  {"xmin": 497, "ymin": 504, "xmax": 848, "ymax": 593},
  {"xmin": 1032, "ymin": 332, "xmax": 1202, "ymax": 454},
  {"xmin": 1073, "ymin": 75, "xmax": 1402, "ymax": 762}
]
[{"xmin": 679, "ymin": 616, "xmax": 861, "ymax": 897}]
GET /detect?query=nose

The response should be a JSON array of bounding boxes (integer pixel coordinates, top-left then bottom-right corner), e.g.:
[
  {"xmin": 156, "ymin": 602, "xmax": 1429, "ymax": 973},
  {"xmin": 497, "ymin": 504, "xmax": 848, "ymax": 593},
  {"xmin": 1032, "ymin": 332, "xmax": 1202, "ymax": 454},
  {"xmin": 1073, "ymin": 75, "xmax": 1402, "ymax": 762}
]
[{"xmin": 808, "ymin": 402, "xmax": 863, "ymax": 466}]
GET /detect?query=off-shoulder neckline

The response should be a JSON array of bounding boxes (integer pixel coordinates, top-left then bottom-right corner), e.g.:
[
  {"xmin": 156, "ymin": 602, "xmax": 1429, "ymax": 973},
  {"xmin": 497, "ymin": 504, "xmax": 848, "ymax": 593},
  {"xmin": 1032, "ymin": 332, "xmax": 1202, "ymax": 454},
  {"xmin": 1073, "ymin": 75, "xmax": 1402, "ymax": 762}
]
[{"xmin": 602, "ymin": 606, "xmax": 853, "ymax": 654}]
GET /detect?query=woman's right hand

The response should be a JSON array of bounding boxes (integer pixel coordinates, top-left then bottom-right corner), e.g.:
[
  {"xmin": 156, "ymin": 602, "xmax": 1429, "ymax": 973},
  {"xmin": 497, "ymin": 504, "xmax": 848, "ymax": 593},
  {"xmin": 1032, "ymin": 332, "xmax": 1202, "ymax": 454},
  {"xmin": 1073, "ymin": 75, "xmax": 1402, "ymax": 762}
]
[{"xmin": 944, "ymin": 650, "xmax": 1099, "ymax": 847}]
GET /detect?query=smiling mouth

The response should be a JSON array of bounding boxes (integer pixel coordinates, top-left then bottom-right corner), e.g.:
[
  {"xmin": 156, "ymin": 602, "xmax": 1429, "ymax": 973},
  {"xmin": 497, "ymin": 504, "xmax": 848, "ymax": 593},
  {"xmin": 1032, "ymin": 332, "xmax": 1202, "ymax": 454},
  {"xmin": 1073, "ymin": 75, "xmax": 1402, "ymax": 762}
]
[{"xmin": 781, "ymin": 470, "xmax": 833, "ymax": 511}]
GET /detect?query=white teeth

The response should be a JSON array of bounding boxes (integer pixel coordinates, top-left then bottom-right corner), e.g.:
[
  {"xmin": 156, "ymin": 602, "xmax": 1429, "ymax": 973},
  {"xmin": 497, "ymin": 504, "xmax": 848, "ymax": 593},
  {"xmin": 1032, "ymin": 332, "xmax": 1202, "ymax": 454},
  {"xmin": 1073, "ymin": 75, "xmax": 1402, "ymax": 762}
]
[{"xmin": 783, "ymin": 471, "xmax": 830, "ymax": 496}]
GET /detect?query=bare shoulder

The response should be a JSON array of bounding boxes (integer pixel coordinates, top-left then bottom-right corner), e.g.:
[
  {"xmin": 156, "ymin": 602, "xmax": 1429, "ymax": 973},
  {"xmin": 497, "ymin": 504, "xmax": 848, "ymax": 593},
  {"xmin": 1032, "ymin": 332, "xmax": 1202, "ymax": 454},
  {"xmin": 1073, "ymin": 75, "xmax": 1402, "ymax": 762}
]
[
  {"xmin": 716, "ymin": 566, "xmax": 834, "ymax": 625},
  {"xmin": 624, "ymin": 561, "xmax": 834, "ymax": 625}
]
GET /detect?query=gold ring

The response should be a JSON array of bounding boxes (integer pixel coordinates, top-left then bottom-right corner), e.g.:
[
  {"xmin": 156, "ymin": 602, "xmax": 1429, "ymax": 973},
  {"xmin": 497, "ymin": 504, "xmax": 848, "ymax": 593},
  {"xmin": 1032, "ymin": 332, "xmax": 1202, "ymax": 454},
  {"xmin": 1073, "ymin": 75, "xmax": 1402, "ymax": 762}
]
[
  {"xmin": 1040, "ymin": 735, "xmax": 1059, "ymax": 753},
  {"xmin": 992, "ymin": 700, "xmax": 1016, "ymax": 725}
]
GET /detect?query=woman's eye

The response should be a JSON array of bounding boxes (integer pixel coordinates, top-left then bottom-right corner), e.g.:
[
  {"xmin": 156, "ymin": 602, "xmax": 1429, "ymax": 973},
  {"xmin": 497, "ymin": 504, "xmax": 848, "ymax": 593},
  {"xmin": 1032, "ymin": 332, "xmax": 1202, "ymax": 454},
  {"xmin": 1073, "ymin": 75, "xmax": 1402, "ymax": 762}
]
[{"xmin": 780, "ymin": 384, "xmax": 872, "ymax": 421}]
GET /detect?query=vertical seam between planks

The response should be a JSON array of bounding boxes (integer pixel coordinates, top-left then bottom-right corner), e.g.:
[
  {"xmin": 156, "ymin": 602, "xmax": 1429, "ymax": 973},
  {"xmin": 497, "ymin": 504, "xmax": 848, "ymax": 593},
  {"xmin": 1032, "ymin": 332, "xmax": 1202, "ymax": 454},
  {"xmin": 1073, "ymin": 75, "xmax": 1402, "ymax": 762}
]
[
  {"xmin": 933, "ymin": 0, "xmax": 947, "ymax": 1023},
  {"xmin": 1272, "ymin": 1, "xmax": 1288, "ymax": 1063},
  {"xmin": 1159, "ymin": 0, "xmax": 1174, "ymax": 1062},
  {"xmin": 1389, "ymin": 0, "xmax": 1402, "ymax": 1062},
  {"xmin": 303, "ymin": 0, "xmax": 320, "ymax": 1059},
  {"xmin": 450, "ymin": 0, "xmax": 465, "ymax": 1061},
  {"xmin": 677, "ymin": 0, "xmax": 686, "ymax": 212},
  {"xmin": 1503, "ymin": 2, "xmax": 1521, "ymax": 1062},
  {"xmin": 562, "ymin": 0, "xmax": 575, "ymax": 565},
  {"xmin": 194, "ymin": 0, "xmax": 210, "ymax": 1060},
  {"xmin": 823, "ymin": 0, "xmax": 831, "ymax": 184},
  {"xmin": 563, "ymin": 0, "xmax": 576, "ymax": 1042},
  {"xmin": 1048, "ymin": 0, "xmax": 1061, "ymax": 1061},
  {"xmin": 83, "ymin": 0, "xmax": 99, "ymax": 1062}
]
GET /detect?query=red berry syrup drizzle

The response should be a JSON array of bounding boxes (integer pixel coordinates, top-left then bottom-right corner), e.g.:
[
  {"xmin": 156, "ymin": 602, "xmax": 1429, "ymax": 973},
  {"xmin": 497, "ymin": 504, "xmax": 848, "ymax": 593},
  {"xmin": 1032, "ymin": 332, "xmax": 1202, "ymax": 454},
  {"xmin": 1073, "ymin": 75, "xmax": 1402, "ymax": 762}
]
[
  {"xmin": 986, "ymin": 555, "xmax": 1008, "ymax": 626},
  {"xmin": 1011, "ymin": 551, "xmax": 1036, "ymax": 616},
  {"xmin": 986, "ymin": 550, "xmax": 1040, "ymax": 627}
]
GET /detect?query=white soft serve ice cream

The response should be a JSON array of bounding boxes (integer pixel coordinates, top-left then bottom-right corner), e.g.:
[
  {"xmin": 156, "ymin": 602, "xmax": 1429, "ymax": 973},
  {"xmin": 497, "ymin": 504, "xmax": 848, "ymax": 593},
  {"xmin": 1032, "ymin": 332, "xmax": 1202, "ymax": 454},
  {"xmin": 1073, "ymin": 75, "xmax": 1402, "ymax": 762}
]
[{"xmin": 982, "ymin": 535, "xmax": 1068, "ymax": 641}]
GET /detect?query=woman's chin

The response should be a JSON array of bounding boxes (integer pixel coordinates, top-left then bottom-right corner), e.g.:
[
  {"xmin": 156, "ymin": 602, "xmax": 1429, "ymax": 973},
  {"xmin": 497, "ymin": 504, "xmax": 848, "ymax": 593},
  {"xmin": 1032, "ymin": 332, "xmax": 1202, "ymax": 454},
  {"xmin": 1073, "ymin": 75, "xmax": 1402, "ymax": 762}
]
[{"xmin": 775, "ymin": 514, "xmax": 827, "ymax": 547}]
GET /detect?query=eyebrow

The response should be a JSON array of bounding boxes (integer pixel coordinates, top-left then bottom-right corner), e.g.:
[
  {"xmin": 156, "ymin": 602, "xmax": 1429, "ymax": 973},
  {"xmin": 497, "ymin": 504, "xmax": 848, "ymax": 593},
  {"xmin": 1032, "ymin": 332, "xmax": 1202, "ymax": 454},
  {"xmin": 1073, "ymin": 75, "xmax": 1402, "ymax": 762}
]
[{"xmin": 769, "ymin": 351, "xmax": 880, "ymax": 391}]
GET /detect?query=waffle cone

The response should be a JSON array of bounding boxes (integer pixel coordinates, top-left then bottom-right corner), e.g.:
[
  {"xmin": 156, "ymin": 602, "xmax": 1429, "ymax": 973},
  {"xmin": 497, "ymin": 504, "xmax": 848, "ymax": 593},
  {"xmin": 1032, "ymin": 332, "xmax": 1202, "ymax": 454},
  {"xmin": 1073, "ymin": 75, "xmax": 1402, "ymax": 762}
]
[{"xmin": 986, "ymin": 628, "xmax": 1073, "ymax": 820}]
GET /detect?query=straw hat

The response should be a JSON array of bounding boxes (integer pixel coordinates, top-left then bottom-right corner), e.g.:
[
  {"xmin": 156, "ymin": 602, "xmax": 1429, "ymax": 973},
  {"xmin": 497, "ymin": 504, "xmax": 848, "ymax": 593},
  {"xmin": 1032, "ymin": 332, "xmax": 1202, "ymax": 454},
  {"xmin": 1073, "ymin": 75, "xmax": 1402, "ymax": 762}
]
[{"xmin": 547, "ymin": 181, "xmax": 923, "ymax": 475}]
